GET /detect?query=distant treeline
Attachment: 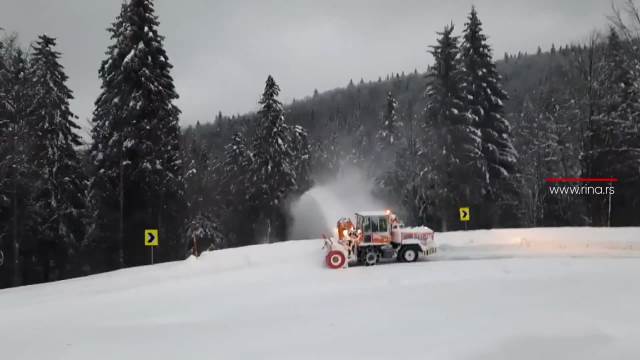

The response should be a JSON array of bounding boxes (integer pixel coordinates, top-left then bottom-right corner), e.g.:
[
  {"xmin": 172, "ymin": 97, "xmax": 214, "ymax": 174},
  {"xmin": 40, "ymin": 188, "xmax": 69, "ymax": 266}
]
[{"xmin": 187, "ymin": 6, "xmax": 640, "ymax": 232}]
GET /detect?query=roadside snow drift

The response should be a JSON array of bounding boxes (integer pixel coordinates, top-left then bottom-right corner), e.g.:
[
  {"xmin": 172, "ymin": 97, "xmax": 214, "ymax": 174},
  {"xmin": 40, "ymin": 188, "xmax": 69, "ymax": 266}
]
[{"xmin": 2, "ymin": 227, "xmax": 640, "ymax": 360}]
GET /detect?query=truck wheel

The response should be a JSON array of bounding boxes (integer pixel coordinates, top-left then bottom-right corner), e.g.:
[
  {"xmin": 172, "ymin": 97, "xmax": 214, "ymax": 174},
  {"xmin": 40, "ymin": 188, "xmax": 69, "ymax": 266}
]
[
  {"xmin": 363, "ymin": 248, "xmax": 378, "ymax": 266},
  {"xmin": 326, "ymin": 250, "xmax": 346, "ymax": 269},
  {"xmin": 399, "ymin": 247, "xmax": 419, "ymax": 263}
]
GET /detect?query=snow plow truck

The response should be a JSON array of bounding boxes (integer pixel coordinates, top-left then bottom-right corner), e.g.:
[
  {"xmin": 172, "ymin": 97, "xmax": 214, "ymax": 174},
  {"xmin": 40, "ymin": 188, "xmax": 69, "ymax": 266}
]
[{"xmin": 323, "ymin": 210, "xmax": 436, "ymax": 269}]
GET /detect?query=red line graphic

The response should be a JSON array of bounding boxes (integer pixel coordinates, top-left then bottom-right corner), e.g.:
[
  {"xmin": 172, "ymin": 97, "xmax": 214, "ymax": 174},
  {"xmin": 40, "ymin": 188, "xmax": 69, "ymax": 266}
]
[{"xmin": 545, "ymin": 178, "xmax": 619, "ymax": 183}]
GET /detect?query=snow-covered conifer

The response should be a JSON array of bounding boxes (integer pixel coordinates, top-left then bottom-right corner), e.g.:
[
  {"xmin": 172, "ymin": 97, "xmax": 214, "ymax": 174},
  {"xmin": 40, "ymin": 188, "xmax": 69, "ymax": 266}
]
[
  {"xmin": 424, "ymin": 24, "xmax": 486, "ymax": 229},
  {"xmin": 460, "ymin": 6, "xmax": 519, "ymax": 226},
  {"xmin": 88, "ymin": 0, "xmax": 185, "ymax": 269},
  {"xmin": 26, "ymin": 35, "xmax": 86, "ymax": 279},
  {"xmin": 0, "ymin": 39, "xmax": 36, "ymax": 286},
  {"xmin": 460, "ymin": 7, "xmax": 518, "ymax": 188},
  {"xmin": 377, "ymin": 92, "xmax": 402, "ymax": 147},
  {"xmin": 250, "ymin": 75, "xmax": 298, "ymax": 207},
  {"xmin": 587, "ymin": 28, "xmax": 640, "ymax": 225}
]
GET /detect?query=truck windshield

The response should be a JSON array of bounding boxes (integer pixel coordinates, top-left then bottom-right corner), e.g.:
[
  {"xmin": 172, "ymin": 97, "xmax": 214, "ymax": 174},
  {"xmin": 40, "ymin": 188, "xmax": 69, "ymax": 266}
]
[{"xmin": 378, "ymin": 217, "xmax": 388, "ymax": 232}]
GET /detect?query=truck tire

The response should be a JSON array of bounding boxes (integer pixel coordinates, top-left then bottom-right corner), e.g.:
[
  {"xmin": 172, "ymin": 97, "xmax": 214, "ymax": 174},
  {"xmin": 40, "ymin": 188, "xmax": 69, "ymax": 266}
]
[
  {"xmin": 362, "ymin": 248, "xmax": 378, "ymax": 266},
  {"xmin": 326, "ymin": 250, "xmax": 346, "ymax": 269},
  {"xmin": 399, "ymin": 246, "xmax": 419, "ymax": 263}
]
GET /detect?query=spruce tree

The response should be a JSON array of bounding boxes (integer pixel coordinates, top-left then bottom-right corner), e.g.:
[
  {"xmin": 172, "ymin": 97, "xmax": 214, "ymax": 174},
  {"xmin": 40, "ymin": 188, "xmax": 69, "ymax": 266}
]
[
  {"xmin": 0, "ymin": 39, "xmax": 12, "ymax": 286},
  {"xmin": 514, "ymin": 78, "xmax": 583, "ymax": 227},
  {"xmin": 26, "ymin": 35, "xmax": 86, "ymax": 280},
  {"xmin": 377, "ymin": 113, "xmax": 426, "ymax": 226},
  {"xmin": 460, "ymin": 7, "xmax": 517, "ymax": 181},
  {"xmin": 377, "ymin": 91, "xmax": 401, "ymax": 147},
  {"xmin": 219, "ymin": 131, "xmax": 254, "ymax": 245},
  {"xmin": 183, "ymin": 139, "xmax": 223, "ymax": 254},
  {"xmin": 0, "ymin": 38, "xmax": 34, "ymax": 286},
  {"xmin": 424, "ymin": 24, "xmax": 485, "ymax": 230},
  {"xmin": 460, "ymin": 6, "xmax": 518, "ymax": 226},
  {"xmin": 0, "ymin": 40, "xmax": 8, "ymax": 244},
  {"xmin": 247, "ymin": 75, "xmax": 311, "ymax": 242},
  {"xmin": 223, "ymin": 132, "xmax": 253, "ymax": 198},
  {"xmin": 588, "ymin": 28, "xmax": 640, "ymax": 225},
  {"xmin": 251, "ymin": 76, "xmax": 297, "ymax": 207},
  {"xmin": 185, "ymin": 213, "xmax": 222, "ymax": 256},
  {"xmin": 88, "ymin": 0, "xmax": 185, "ymax": 269},
  {"xmin": 290, "ymin": 124, "xmax": 312, "ymax": 193},
  {"xmin": 249, "ymin": 76, "xmax": 296, "ymax": 242}
]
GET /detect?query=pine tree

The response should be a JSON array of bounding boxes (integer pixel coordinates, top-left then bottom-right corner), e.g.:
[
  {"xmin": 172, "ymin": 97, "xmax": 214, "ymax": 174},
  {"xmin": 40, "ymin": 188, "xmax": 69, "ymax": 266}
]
[
  {"xmin": 185, "ymin": 213, "xmax": 222, "ymax": 256},
  {"xmin": 377, "ymin": 113, "xmax": 427, "ymax": 226},
  {"xmin": 219, "ymin": 131, "xmax": 254, "ymax": 246},
  {"xmin": 588, "ymin": 28, "xmax": 640, "ymax": 225},
  {"xmin": 248, "ymin": 76, "xmax": 296, "ymax": 242},
  {"xmin": 513, "ymin": 79, "xmax": 583, "ymax": 227},
  {"xmin": 88, "ymin": 0, "xmax": 185, "ymax": 269},
  {"xmin": 0, "ymin": 39, "xmax": 13, "ymax": 286},
  {"xmin": 183, "ymin": 139, "xmax": 223, "ymax": 254},
  {"xmin": 0, "ymin": 38, "xmax": 34, "ymax": 286},
  {"xmin": 460, "ymin": 6, "xmax": 518, "ymax": 226},
  {"xmin": 251, "ymin": 76, "xmax": 297, "ymax": 206},
  {"xmin": 222, "ymin": 131, "xmax": 253, "ymax": 204},
  {"xmin": 513, "ymin": 95, "xmax": 544, "ymax": 226},
  {"xmin": 290, "ymin": 124, "xmax": 312, "ymax": 193},
  {"xmin": 376, "ymin": 91, "xmax": 402, "ymax": 147},
  {"xmin": 26, "ymin": 35, "xmax": 86, "ymax": 280},
  {"xmin": 246, "ymin": 75, "xmax": 311, "ymax": 243},
  {"xmin": 0, "ymin": 41, "xmax": 9, "ymax": 275},
  {"xmin": 424, "ymin": 24, "xmax": 486, "ymax": 230}
]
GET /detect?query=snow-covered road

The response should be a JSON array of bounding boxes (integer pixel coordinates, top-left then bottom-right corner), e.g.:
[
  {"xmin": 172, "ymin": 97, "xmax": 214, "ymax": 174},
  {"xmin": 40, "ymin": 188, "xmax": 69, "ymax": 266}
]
[{"xmin": 1, "ymin": 227, "xmax": 640, "ymax": 360}]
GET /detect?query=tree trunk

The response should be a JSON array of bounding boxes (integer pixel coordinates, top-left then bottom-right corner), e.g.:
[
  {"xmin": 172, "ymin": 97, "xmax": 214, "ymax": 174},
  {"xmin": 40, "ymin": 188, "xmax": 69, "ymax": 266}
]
[
  {"xmin": 118, "ymin": 156, "xmax": 124, "ymax": 268},
  {"xmin": 11, "ymin": 128, "xmax": 20, "ymax": 287},
  {"xmin": 12, "ymin": 183, "xmax": 19, "ymax": 287},
  {"xmin": 266, "ymin": 218, "xmax": 271, "ymax": 244},
  {"xmin": 192, "ymin": 235, "xmax": 198, "ymax": 257},
  {"xmin": 157, "ymin": 191, "xmax": 164, "ymax": 261}
]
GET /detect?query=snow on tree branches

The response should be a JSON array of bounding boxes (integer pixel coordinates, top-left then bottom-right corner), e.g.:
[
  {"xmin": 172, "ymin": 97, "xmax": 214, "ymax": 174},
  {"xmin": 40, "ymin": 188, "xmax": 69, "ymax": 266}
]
[
  {"xmin": 88, "ymin": 0, "xmax": 185, "ymax": 269},
  {"xmin": 460, "ymin": 7, "xmax": 518, "ymax": 188}
]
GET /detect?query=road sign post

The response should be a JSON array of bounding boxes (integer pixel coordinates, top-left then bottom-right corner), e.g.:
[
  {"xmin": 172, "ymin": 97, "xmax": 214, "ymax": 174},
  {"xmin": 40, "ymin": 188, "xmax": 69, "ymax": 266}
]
[
  {"xmin": 145, "ymin": 229, "xmax": 159, "ymax": 264},
  {"xmin": 459, "ymin": 207, "xmax": 470, "ymax": 230}
]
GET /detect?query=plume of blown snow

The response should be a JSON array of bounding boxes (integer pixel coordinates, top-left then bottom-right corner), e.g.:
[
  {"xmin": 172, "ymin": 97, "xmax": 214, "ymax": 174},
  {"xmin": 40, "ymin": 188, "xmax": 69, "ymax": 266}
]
[{"xmin": 289, "ymin": 168, "xmax": 385, "ymax": 240}]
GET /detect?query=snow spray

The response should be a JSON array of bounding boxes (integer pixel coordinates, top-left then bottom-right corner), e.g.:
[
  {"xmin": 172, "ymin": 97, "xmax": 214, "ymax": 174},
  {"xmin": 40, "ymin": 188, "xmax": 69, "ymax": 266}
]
[{"xmin": 288, "ymin": 168, "xmax": 384, "ymax": 240}]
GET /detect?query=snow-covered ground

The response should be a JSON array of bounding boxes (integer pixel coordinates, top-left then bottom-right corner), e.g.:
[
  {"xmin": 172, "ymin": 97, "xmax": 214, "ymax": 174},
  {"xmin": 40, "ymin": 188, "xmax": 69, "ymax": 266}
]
[{"xmin": 2, "ymin": 227, "xmax": 640, "ymax": 360}]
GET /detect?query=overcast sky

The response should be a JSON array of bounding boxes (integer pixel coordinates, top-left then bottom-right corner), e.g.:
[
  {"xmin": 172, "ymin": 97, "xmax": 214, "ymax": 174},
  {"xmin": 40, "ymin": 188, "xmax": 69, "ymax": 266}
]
[{"xmin": 1, "ymin": 0, "xmax": 613, "ymax": 135}]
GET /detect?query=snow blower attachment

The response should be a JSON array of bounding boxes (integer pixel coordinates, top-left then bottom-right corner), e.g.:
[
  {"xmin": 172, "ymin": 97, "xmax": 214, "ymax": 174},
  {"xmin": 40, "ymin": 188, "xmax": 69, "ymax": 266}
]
[{"xmin": 323, "ymin": 210, "xmax": 436, "ymax": 269}]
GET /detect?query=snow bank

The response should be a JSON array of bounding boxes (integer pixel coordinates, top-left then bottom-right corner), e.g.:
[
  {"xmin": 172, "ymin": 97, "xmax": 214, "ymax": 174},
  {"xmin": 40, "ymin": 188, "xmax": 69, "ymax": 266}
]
[
  {"xmin": 437, "ymin": 227, "xmax": 640, "ymax": 260},
  {"xmin": 1, "ymin": 227, "xmax": 640, "ymax": 360},
  {"xmin": 192, "ymin": 227, "xmax": 640, "ymax": 275}
]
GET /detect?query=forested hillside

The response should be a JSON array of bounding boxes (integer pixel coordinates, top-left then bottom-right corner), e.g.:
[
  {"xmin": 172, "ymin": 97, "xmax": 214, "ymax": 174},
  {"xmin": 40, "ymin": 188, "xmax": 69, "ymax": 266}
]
[
  {"xmin": 186, "ymin": 17, "xmax": 640, "ymax": 238},
  {"xmin": 2, "ymin": 1, "xmax": 639, "ymax": 289}
]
